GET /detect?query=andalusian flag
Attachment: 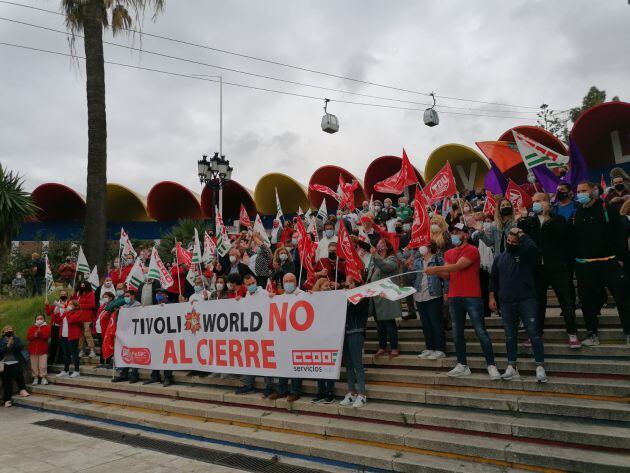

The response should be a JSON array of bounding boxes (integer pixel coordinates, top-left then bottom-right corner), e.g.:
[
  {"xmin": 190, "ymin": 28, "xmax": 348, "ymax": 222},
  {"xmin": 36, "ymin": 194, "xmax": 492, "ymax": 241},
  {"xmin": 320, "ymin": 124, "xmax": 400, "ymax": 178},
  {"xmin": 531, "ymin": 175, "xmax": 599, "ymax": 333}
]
[
  {"xmin": 44, "ymin": 255, "xmax": 54, "ymax": 294},
  {"xmin": 192, "ymin": 228, "xmax": 202, "ymax": 265},
  {"xmin": 76, "ymin": 246, "xmax": 90, "ymax": 275},
  {"xmin": 119, "ymin": 227, "xmax": 137, "ymax": 258},
  {"xmin": 125, "ymin": 258, "xmax": 146, "ymax": 290},
  {"xmin": 148, "ymin": 248, "xmax": 173, "ymax": 289},
  {"xmin": 202, "ymin": 231, "xmax": 217, "ymax": 264},
  {"xmin": 215, "ymin": 208, "xmax": 231, "ymax": 257},
  {"xmin": 253, "ymin": 214, "xmax": 271, "ymax": 246},
  {"xmin": 512, "ymin": 130, "xmax": 569, "ymax": 170},
  {"xmin": 275, "ymin": 187, "xmax": 283, "ymax": 220},
  {"xmin": 87, "ymin": 266, "xmax": 100, "ymax": 290}
]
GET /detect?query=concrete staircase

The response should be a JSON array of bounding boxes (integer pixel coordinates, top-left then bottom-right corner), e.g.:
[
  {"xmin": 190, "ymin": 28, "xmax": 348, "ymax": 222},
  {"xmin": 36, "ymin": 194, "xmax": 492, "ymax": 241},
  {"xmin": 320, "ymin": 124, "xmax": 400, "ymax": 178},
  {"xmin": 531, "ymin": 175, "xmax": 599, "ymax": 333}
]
[{"xmin": 15, "ymin": 305, "xmax": 630, "ymax": 472}]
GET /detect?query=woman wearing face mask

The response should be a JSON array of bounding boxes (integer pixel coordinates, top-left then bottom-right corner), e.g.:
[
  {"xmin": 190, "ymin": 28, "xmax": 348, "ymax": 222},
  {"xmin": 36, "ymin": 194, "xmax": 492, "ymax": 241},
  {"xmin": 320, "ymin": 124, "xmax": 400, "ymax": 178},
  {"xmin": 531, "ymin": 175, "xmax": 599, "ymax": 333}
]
[
  {"xmin": 429, "ymin": 215, "xmax": 453, "ymax": 257},
  {"xmin": 27, "ymin": 314, "xmax": 52, "ymax": 385},
  {"xmin": 477, "ymin": 199, "xmax": 517, "ymax": 254},
  {"xmin": 385, "ymin": 207, "xmax": 399, "ymax": 233},
  {"xmin": 271, "ymin": 247, "xmax": 296, "ymax": 290},
  {"xmin": 75, "ymin": 281, "xmax": 97, "ymax": 359},
  {"xmin": 408, "ymin": 244, "xmax": 448, "ymax": 360},
  {"xmin": 56, "ymin": 300, "xmax": 86, "ymax": 378},
  {"xmin": 95, "ymin": 292, "xmax": 114, "ymax": 368},
  {"xmin": 226, "ymin": 273, "xmax": 247, "ymax": 298},
  {"xmin": 1, "ymin": 325, "xmax": 30, "ymax": 407},
  {"xmin": 369, "ymin": 240, "xmax": 402, "ymax": 358},
  {"xmin": 213, "ymin": 276, "xmax": 230, "ymax": 299}
]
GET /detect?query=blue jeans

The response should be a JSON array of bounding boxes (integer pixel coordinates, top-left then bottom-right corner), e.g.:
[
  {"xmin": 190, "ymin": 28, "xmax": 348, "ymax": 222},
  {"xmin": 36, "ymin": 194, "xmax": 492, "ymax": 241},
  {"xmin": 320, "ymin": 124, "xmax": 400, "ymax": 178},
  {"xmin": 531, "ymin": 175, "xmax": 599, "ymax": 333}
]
[
  {"xmin": 501, "ymin": 298, "xmax": 544, "ymax": 364},
  {"xmin": 376, "ymin": 319, "xmax": 399, "ymax": 350},
  {"xmin": 449, "ymin": 297, "xmax": 495, "ymax": 366},
  {"xmin": 416, "ymin": 297, "xmax": 445, "ymax": 352},
  {"xmin": 242, "ymin": 375, "xmax": 274, "ymax": 394},
  {"xmin": 343, "ymin": 332, "xmax": 366, "ymax": 394},
  {"xmin": 275, "ymin": 377, "xmax": 302, "ymax": 395},
  {"xmin": 60, "ymin": 337, "xmax": 80, "ymax": 373},
  {"xmin": 317, "ymin": 379, "xmax": 336, "ymax": 397}
]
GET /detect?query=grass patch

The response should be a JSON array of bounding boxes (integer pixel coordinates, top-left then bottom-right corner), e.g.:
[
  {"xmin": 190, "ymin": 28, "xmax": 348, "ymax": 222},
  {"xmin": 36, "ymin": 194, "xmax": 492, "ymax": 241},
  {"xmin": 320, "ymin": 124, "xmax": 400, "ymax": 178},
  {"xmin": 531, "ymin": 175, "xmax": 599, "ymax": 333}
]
[{"xmin": 0, "ymin": 293, "xmax": 58, "ymax": 338}]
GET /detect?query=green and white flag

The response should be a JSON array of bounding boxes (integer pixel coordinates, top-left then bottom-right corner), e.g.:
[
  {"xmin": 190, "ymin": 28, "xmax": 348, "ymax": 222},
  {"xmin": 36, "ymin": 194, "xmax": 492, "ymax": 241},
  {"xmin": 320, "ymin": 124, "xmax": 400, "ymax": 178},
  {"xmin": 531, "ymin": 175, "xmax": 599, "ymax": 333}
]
[
  {"xmin": 275, "ymin": 187, "xmax": 283, "ymax": 220},
  {"xmin": 44, "ymin": 255, "xmax": 54, "ymax": 294},
  {"xmin": 119, "ymin": 227, "xmax": 137, "ymax": 258},
  {"xmin": 125, "ymin": 258, "xmax": 146, "ymax": 291},
  {"xmin": 512, "ymin": 130, "xmax": 569, "ymax": 170},
  {"xmin": 148, "ymin": 248, "xmax": 174, "ymax": 289},
  {"xmin": 192, "ymin": 228, "xmax": 203, "ymax": 265},
  {"xmin": 76, "ymin": 246, "xmax": 90, "ymax": 275},
  {"xmin": 215, "ymin": 208, "xmax": 232, "ymax": 258},
  {"xmin": 317, "ymin": 198, "xmax": 328, "ymax": 220},
  {"xmin": 253, "ymin": 214, "xmax": 271, "ymax": 246},
  {"xmin": 87, "ymin": 266, "xmax": 100, "ymax": 291}
]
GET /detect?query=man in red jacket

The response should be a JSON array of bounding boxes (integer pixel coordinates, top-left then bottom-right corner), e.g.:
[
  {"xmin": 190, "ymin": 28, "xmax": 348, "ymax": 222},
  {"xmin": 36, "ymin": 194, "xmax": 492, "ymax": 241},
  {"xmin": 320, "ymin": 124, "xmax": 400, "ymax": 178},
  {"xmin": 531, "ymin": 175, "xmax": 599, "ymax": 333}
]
[
  {"xmin": 27, "ymin": 314, "xmax": 52, "ymax": 385},
  {"xmin": 57, "ymin": 257, "xmax": 76, "ymax": 288},
  {"xmin": 56, "ymin": 300, "xmax": 89, "ymax": 378}
]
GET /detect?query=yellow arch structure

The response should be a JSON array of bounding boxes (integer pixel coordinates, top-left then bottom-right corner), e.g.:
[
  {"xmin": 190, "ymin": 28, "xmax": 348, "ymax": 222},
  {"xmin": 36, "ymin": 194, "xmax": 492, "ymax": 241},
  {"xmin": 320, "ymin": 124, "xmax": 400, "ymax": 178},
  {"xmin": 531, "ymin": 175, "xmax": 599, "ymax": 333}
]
[
  {"xmin": 254, "ymin": 173, "xmax": 310, "ymax": 215},
  {"xmin": 425, "ymin": 144, "xmax": 490, "ymax": 192},
  {"xmin": 106, "ymin": 183, "xmax": 152, "ymax": 222}
]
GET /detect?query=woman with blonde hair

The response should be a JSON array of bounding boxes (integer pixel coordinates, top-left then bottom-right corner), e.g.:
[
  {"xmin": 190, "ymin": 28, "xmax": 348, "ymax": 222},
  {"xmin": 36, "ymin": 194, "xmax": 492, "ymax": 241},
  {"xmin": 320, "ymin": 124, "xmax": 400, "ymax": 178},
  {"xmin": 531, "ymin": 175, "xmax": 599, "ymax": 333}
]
[
  {"xmin": 430, "ymin": 214, "xmax": 452, "ymax": 255},
  {"xmin": 476, "ymin": 198, "xmax": 517, "ymax": 254},
  {"xmin": 270, "ymin": 246, "xmax": 295, "ymax": 291}
]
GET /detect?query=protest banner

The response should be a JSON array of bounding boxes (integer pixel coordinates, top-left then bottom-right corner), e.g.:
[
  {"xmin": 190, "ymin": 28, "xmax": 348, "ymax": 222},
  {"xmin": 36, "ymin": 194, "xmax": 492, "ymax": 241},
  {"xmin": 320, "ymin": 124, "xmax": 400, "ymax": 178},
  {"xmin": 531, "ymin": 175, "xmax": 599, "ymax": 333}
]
[
  {"xmin": 114, "ymin": 291, "xmax": 347, "ymax": 378},
  {"xmin": 346, "ymin": 275, "xmax": 416, "ymax": 305}
]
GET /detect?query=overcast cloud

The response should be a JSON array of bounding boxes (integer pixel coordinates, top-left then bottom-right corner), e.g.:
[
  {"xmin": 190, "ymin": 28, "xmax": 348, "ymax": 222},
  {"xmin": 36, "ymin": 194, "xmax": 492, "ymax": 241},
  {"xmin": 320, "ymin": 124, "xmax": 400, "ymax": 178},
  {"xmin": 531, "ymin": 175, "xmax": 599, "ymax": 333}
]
[{"xmin": 0, "ymin": 0, "xmax": 628, "ymax": 195}]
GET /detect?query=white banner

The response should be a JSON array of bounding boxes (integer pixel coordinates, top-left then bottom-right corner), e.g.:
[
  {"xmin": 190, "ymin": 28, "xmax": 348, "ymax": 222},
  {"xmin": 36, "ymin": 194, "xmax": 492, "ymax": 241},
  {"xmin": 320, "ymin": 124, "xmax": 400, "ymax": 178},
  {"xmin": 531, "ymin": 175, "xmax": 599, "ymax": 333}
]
[
  {"xmin": 114, "ymin": 291, "xmax": 347, "ymax": 378},
  {"xmin": 346, "ymin": 276, "xmax": 416, "ymax": 305}
]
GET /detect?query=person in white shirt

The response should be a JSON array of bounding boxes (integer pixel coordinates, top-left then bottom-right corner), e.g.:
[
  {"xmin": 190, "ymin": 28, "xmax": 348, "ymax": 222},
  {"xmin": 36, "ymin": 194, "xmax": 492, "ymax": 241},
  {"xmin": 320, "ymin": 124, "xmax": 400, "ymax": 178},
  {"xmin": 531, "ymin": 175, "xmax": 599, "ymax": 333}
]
[
  {"xmin": 316, "ymin": 221, "xmax": 338, "ymax": 261},
  {"xmin": 188, "ymin": 277, "xmax": 211, "ymax": 304}
]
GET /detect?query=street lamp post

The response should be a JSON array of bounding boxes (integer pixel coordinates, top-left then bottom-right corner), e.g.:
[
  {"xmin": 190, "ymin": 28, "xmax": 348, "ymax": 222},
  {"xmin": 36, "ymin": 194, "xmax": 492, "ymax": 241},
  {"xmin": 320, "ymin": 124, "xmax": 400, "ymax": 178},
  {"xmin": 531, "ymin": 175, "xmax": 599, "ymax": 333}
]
[{"xmin": 198, "ymin": 152, "xmax": 232, "ymax": 232}]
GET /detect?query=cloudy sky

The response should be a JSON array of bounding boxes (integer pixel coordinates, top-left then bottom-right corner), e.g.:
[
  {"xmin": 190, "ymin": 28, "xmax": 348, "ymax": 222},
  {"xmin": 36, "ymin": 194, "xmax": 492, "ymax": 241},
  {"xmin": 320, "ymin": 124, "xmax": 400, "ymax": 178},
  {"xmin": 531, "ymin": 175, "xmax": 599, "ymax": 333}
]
[{"xmin": 0, "ymin": 0, "xmax": 628, "ymax": 195}]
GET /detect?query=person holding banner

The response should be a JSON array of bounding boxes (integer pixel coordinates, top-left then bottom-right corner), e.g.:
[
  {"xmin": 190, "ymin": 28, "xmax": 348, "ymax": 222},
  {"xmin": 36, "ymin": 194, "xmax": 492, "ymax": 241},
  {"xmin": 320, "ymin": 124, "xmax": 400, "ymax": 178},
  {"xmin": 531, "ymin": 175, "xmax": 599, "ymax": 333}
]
[
  {"xmin": 368, "ymin": 239, "xmax": 402, "ymax": 358},
  {"xmin": 112, "ymin": 290, "xmax": 142, "ymax": 384},
  {"xmin": 143, "ymin": 289, "xmax": 177, "ymax": 387},
  {"xmin": 95, "ymin": 291, "xmax": 114, "ymax": 368},
  {"xmin": 56, "ymin": 300, "xmax": 87, "ymax": 379},
  {"xmin": 478, "ymin": 199, "xmax": 517, "ymax": 255}
]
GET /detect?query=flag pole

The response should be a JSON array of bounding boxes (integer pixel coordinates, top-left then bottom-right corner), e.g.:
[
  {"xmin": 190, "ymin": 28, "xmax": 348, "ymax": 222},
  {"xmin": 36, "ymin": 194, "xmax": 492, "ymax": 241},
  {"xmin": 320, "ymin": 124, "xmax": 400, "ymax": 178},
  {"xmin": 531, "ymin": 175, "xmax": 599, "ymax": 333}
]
[
  {"xmin": 298, "ymin": 259, "xmax": 303, "ymax": 288},
  {"xmin": 175, "ymin": 239, "xmax": 182, "ymax": 297},
  {"xmin": 334, "ymin": 257, "xmax": 339, "ymax": 289}
]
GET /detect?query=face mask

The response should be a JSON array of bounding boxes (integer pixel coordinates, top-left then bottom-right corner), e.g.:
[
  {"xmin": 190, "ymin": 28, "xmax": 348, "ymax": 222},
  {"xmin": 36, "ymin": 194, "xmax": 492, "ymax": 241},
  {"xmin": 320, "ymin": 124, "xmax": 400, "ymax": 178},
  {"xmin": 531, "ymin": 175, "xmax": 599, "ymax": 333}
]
[
  {"xmin": 506, "ymin": 244, "xmax": 519, "ymax": 253},
  {"xmin": 116, "ymin": 290, "xmax": 124, "ymax": 297},
  {"xmin": 284, "ymin": 283, "xmax": 296, "ymax": 294},
  {"xmin": 402, "ymin": 224, "xmax": 411, "ymax": 232},
  {"xmin": 35, "ymin": 319, "xmax": 44, "ymax": 327},
  {"xmin": 374, "ymin": 206, "xmax": 382, "ymax": 212},
  {"xmin": 463, "ymin": 207, "xmax": 471, "ymax": 213},
  {"xmin": 451, "ymin": 235, "xmax": 462, "ymax": 246},
  {"xmin": 577, "ymin": 192, "xmax": 591, "ymax": 205},
  {"xmin": 500, "ymin": 207, "xmax": 513, "ymax": 217},
  {"xmin": 216, "ymin": 283, "xmax": 225, "ymax": 291},
  {"xmin": 556, "ymin": 191, "xmax": 569, "ymax": 201},
  {"xmin": 328, "ymin": 251, "xmax": 337, "ymax": 259},
  {"xmin": 227, "ymin": 283, "xmax": 233, "ymax": 290},
  {"xmin": 430, "ymin": 224, "xmax": 440, "ymax": 233},
  {"xmin": 279, "ymin": 253, "xmax": 288, "ymax": 261},
  {"xmin": 615, "ymin": 183, "xmax": 625, "ymax": 192},
  {"xmin": 229, "ymin": 255, "xmax": 238, "ymax": 263},
  {"xmin": 291, "ymin": 238, "xmax": 299, "ymax": 245},
  {"xmin": 324, "ymin": 229, "xmax": 334, "ymax": 238},
  {"xmin": 4, "ymin": 331, "xmax": 14, "ymax": 338},
  {"xmin": 102, "ymin": 298, "xmax": 111, "ymax": 305},
  {"xmin": 124, "ymin": 297, "xmax": 131, "ymax": 304},
  {"xmin": 194, "ymin": 285, "xmax": 203, "ymax": 293},
  {"xmin": 419, "ymin": 246, "xmax": 428, "ymax": 256},
  {"xmin": 247, "ymin": 284, "xmax": 257, "ymax": 294},
  {"xmin": 399, "ymin": 203, "xmax": 406, "ymax": 208},
  {"xmin": 113, "ymin": 262, "xmax": 120, "ymax": 269},
  {"xmin": 16, "ymin": 274, "xmax": 22, "ymax": 279},
  {"xmin": 532, "ymin": 202, "xmax": 543, "ymax": 214},
  {"xmin": 384, "ymin": 203, "xmax": 390, "ymax": 208}
]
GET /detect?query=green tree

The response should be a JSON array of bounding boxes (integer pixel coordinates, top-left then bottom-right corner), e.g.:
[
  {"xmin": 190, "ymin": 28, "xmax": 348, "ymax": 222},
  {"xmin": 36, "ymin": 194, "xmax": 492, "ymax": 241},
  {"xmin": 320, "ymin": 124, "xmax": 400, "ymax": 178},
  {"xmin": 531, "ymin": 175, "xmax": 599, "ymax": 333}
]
[
  {"xmin": 158, "ymin": 219, "xmax": 211, "ymax": 264},
  {"xmin": 569, "ymin": 86, "xmax": 620, "ymax": 123},
  {"xmin": 0, "ymin": 166, "xmax": 39, "ymax": 284},
  {"xmin": 537, "ymin": 103, "xmax": 569, "ymax": 144},
  {"xmin": 62, "ymin": 0, "xmax": 164, "ymax": 277}
]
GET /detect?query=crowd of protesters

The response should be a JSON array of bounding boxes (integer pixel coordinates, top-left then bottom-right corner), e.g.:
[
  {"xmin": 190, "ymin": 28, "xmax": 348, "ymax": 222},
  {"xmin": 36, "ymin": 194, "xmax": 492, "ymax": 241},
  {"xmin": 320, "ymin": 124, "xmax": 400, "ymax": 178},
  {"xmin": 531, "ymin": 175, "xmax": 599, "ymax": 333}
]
[{"xmin": 2, "ymin": 167, "xmax": 630, "ymax": 408}]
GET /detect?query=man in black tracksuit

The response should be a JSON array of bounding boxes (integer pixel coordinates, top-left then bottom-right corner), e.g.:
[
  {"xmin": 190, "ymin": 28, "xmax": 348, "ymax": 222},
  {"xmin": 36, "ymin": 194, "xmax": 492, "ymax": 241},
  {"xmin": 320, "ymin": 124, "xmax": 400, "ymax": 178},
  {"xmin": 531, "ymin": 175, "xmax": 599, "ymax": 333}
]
[
  {"xmin": 572, "ymin": 181, "xmax": 630, "ymax": 347},
  {"xmin": 518, "ymin": 192, "xmax": 579, "ymax": 348}
]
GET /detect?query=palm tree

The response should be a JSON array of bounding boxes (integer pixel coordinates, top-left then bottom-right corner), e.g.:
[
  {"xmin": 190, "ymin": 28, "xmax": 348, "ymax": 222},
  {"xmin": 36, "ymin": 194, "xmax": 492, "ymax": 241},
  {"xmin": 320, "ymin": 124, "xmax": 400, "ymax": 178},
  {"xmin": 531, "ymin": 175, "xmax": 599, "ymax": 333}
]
[
  {"xmin": 62, "ymin": 0, "xmax": 164, "ymax": 275},
  {"xmin": 0, "ymin": 166, "xmax": 39, "ymax": 283}
]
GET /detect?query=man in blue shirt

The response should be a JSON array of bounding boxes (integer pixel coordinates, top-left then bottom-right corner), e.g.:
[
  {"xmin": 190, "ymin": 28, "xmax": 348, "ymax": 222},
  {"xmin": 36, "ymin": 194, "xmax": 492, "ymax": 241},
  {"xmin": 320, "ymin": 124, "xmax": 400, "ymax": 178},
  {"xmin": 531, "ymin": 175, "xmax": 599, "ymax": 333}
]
[{"xmin": 552, "ymin": 183, "xmax": 577, "ymax": 221}]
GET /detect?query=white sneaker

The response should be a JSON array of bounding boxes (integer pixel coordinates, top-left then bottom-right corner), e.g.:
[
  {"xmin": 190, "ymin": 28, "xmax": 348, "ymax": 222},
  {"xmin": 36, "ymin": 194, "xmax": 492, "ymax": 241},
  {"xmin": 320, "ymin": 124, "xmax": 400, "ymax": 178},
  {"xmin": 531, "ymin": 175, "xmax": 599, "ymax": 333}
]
[
  {"xmin": 69, "ymin": 371, "xmax": 80, "ymax": 378},
  {"xmin": 31, "ymin": 378, "xmax": 39, "ymax": 386},
  {"xmin": 581, "ymin": 334, "xmax": 600, "ymax": 347},
  {"xmin": 427, "ymin": 351, "xmax": 446, "ymax": 360},
  {"xmin": 447, "ymin": 363, "xmax": 471, "ymax": 377},
  {"xmin": 89, "ymin": 350, "xmax": 97, "ymax": 359},
  {"xmin": 417, "ymin": 350, "xmax": 433, "ymax": 359},
  {"xmin": 487, "ymin": 365, "xmax": 501, "ymax": 381},
  {"xmin": 339, "ymin": 392, "xmax": 356, "ymax": 406},
  {"xmin": 352, "ymin": 394, "xmax": 367, "ymax": 408},
  {"xmin": 56, "ymin": 371, "xmax": 69, "ymax": 378},
  {"xmin": 501, "ymin": 365, "xmax": 520, "ymax": 380},
  {"xmin": 536, "ymin": 366, "xmax": 548, "ymax": 383},
  {"xmin": 40, "ymin": 378, "xmax": 49, "ymax": 385}
]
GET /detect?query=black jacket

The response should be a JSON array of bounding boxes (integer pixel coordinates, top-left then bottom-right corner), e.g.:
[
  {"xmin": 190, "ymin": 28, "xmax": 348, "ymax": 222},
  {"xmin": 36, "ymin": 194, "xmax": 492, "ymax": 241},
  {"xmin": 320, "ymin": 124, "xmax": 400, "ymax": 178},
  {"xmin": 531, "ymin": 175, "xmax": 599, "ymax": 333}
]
[
  {"xmin": 572, "ymin": 199, "xmax": 625, "ymax": 260},
  {"xmin": 489, "ymin": 234, "xmax": 539, "ymax": 304},
  {"xmin": 345, "ymin": 298, "xmax": 369, "ymax": 335},
  {"xmin": 518, "ymin": 213, "xmax": 573, "ymax": 270},
  {"xmin": 217, "ymin": 260, "xmax": 254, "ymax": 279}
]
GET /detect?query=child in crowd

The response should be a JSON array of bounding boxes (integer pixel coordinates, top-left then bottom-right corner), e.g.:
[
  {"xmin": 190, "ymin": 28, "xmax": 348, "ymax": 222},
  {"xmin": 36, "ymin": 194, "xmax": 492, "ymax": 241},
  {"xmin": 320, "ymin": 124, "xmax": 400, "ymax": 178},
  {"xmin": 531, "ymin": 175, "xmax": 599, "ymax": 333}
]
[{"xmin": 27, "ymin": 314, "xmax": 51, "ymax": 385}]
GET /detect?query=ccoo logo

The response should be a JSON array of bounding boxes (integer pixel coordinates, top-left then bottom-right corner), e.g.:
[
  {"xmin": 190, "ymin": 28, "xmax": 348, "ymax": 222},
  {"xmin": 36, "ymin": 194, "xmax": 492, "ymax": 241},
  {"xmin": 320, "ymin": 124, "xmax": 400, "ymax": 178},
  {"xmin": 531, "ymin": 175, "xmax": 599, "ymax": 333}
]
[{"xmin": 121, "ymin": 346, "xmax": 152, "ymax": 365}]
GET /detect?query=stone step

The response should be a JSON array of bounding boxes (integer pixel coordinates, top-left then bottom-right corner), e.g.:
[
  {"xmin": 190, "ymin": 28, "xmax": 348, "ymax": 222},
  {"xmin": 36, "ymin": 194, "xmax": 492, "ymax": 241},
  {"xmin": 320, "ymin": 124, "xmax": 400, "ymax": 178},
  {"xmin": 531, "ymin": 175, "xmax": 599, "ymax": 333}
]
[
  {"xmin": 17, "ymin": 388, "xmax": 630, "ymax": 473},
  {"xmin": 364, "ymin": 353, "xmax": 630, "ymax": 376},
  {"xmin": 364, "ymin": 340, "xmax": 630, "ymax": 358},
  {"xmin": 56, "ymin": 367, "xmax": 630, "ymax": 423}
]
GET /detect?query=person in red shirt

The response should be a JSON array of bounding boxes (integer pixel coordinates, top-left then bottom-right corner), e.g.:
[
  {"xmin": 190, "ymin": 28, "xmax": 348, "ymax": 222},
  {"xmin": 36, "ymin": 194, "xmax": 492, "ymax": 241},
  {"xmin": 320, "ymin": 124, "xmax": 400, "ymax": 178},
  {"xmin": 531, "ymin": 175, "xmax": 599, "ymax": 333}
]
[
  {"xmin": 425, "ymin": 223, "xmax": 499, "ymax": 380},
  {"xmin": 74, "ymin": 281, "xmax": 97, "ymax": 359},
  {"xmin": 167, "ymin": 262, "xmax": 188, "ymax": 303},
  {"xmin": 27, "ymin": 314, "xmax": 52, "ymax": 385},
  {"xmin": 313, "ymin": 242, "xmax": 346, "ymax": 288},
  {"xmin": 57, "ymin": 257, "xmax": 76, "ymax": 287},
  {"xmin": 226, "ymin": 273, "xmax": 247, "ymax": 298},
  {"xmin": 55, "ymin": 300, "xmax": 89, "ymax": 378},
  {"xmin": 95, "ymin": 291, "xmax": 115, "ymax": 368}
]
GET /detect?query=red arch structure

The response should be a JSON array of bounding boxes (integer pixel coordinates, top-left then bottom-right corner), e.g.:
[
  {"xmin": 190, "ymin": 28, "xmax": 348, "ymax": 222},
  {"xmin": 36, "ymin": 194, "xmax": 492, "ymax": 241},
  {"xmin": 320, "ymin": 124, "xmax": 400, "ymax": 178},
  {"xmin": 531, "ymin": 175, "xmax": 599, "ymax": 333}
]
[
  {"xmin": 31, "ymin": 183, "xmax": 86, "ymax": 222},
  {"xmin": 570, "ymin": 101, "xmax": 630, "ymax": 178},
  {"xmin": 201, "ymin": 180, "xmax": 256, "ymax": 220},
  {"xmin": 363, "ymin": 155, "xmax": 425, "ymax": 201},
  {"xmin": 147, "ymin": 181, "xmax": 203, "ymax": 221},
  {"xmin": 497, "ymin": 125, "xmax": 568, "ymax": 183},
  {"xmin": 308, "ymin": 165, "xmax": 366, "ymax": 211}
]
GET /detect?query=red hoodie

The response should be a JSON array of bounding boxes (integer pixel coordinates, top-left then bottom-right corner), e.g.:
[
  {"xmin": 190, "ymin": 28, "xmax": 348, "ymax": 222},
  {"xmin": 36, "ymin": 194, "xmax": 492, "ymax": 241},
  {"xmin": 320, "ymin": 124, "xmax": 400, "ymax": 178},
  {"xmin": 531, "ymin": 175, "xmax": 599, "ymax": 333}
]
[{"xmin": 27, "ymin": 324, "xmax": 51, "ymax": 355}]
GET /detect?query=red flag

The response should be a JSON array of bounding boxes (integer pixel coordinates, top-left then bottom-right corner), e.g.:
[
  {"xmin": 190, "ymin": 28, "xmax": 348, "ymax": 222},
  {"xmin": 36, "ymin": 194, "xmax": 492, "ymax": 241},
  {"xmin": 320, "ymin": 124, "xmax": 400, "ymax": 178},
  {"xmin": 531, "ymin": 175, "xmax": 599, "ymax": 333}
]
[
  {"xmin": 505, "ymin": 179, "xmax": 533, "ymax": 210},
  {"xmin": 373, "ymin": 149, "xmax": 419, "ymax": 194},
  {"xmin": 101, "ymin": 311, "xmax": 117, "ymax": 360},
  {"xmin": 425, "ymin": 162, "xmax": 457, "ymax": 204},
  {"xmin": 309, "ymin": 183, "xmax": 341, "ymax": 202},
  {"xmin": 239, "ymin": 204, "xmax": 252, "ymax": 228},
  {"xmin": 266, "ymin": 278, "xmax": 276, "ymax": 294},
  {"xmin": 406, "ymin": 191, "xmax": 431, "ymax": 249},
  {"xmin": 295, "ymin": 217, "xmax": 317, "ymax": 282},
  {"xmin": 600, "ymin": 174, "xmax": 607, "ymax": 190},
  {"xmin": 336, "ymin": 220, "xmax": 364, "ymax": 283},
  {"xmin": 175, "ymin": 242, "xmax": 192, "ymax": 266},
  {"xmin": 482, "ymin": 190, "xmax": 496, "ymax": 216},
  {"xmin": 338, "ymin": 175, "xmax": 359, "ymax": 211}
]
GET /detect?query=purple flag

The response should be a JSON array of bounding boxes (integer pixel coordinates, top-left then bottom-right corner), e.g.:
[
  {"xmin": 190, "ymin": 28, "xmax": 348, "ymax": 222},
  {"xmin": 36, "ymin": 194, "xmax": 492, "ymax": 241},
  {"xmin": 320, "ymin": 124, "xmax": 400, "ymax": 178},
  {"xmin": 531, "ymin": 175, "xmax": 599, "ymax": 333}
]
[
  {"xmin": 532, "ymin": 164, "xmax": 560, "ymax": 193},
  {"xmin": 566, "ymin": 138, "xmax": 589, "ymax": 189},
  {"xmin": 484, "ymin": 160, "xmax": 508, "ymax": 194}
]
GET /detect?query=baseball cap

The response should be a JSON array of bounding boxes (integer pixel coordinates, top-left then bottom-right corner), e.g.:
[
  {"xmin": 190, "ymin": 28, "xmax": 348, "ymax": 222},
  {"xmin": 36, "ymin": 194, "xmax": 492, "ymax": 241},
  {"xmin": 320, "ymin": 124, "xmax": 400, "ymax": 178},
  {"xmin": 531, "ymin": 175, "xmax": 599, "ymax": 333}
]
[{"xmin": 453, "ymin": 223, "xmax": 470, "ymax": 233}]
